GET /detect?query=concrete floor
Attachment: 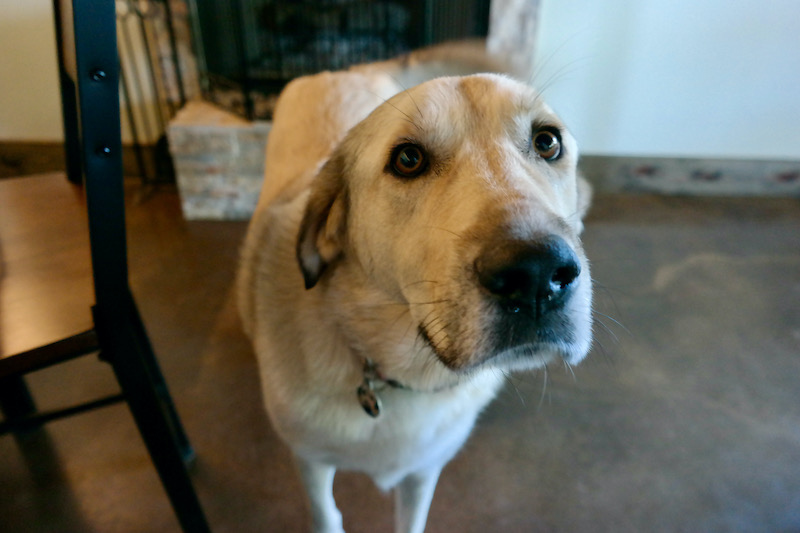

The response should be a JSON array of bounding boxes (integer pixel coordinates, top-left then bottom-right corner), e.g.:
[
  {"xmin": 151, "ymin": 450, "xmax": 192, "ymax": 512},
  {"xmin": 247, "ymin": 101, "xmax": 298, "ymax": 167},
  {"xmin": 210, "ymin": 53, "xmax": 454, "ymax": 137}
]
[{"xmin": 1, "ymin": 174, "xmax": 799, "ymax": 532}]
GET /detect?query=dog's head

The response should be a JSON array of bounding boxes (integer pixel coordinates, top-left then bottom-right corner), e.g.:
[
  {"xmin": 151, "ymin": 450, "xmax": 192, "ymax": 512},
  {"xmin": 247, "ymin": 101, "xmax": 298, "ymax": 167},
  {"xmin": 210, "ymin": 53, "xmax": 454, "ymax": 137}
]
[{"xmin": 297, "ymin": 74, "xmax": 592, "ymax": 373}]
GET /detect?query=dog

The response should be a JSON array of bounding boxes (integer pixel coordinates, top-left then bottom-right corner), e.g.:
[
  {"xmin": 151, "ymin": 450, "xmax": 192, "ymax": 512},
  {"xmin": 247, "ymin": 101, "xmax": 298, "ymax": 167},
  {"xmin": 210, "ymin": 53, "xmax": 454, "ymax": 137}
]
[{"xmin": 237, "ymin": 44, "xmax": 593, "ymax": 533}]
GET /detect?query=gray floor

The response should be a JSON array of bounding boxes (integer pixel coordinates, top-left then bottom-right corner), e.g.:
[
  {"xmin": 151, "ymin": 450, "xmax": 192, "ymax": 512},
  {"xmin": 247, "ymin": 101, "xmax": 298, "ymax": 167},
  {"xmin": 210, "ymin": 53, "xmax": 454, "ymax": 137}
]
[{"xmin": 1, "ymin": 175, "xmax": 799, "ymax": 532}]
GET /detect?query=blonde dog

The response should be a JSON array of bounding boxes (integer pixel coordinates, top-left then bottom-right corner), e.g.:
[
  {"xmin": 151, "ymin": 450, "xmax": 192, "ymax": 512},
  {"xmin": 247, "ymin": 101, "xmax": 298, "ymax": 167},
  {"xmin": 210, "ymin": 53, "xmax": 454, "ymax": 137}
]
[{"xmin": 238, "ymin": 46, "xmax": 593, "ymax": 533}]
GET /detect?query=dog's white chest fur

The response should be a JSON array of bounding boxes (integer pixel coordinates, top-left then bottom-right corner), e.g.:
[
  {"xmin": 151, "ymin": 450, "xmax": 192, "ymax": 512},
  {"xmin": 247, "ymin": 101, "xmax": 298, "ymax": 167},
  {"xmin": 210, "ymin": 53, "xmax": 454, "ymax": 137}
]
[{"xmin": 278, "ymin": 373, "xmax": 504, "ymax": 491}]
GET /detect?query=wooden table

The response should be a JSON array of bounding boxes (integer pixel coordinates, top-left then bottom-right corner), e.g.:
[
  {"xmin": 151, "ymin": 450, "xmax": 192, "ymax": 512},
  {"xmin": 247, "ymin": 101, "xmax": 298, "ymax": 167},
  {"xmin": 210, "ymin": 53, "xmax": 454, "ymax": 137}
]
[{"xmin": 0, "ymin": 173, "xmax": 94, "ymax": 360}]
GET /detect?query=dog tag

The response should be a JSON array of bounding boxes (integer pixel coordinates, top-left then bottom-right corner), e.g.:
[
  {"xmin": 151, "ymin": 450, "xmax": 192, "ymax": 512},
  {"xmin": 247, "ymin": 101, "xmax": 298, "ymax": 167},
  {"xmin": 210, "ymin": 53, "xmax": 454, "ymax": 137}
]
[{"xmin": 357, "ymin": 379, "xmax": 381, "ymax": 418}]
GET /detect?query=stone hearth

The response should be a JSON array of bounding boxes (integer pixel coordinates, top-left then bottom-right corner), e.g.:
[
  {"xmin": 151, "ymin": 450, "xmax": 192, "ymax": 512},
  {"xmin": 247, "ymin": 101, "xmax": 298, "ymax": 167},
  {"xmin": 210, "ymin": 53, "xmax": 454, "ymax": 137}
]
[{"xmin": 168, "ymin": 101, "xmax": 270, "ymax": 220}]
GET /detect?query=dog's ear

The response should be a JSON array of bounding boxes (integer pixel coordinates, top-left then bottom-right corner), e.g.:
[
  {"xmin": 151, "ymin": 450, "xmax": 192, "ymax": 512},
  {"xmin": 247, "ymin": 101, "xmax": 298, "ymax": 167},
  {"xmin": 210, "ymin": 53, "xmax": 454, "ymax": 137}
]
[{"xmin": 296, "ymin": 155, "xmax": 348, "ymax": 289}]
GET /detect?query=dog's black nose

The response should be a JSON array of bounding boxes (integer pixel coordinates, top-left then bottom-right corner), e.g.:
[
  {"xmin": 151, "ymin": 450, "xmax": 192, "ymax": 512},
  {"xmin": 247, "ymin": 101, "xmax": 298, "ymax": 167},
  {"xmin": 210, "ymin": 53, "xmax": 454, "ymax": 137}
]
[{"xmin": 476, "ymin": 236, "xmax": 581, "ymax": 315}]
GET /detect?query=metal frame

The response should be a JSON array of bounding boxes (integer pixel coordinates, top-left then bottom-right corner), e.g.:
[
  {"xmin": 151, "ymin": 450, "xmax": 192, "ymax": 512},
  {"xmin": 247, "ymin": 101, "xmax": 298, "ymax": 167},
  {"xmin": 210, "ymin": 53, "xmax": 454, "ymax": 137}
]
[{"xmin": 0, "ymin": 1, "xmax": 210, "ymax": 531}]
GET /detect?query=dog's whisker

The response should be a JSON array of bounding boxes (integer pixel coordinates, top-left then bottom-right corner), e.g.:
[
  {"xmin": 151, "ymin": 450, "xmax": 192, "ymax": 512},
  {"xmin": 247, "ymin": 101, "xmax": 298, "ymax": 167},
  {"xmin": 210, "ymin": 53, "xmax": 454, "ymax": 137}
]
[
  {"xmin": 386, "ymin": 99, "xmax": 419, "ymax": 128},
  {"xmin": 388, "ymin": 305, "xmax": 413, "ymax": 330},
  {"xmin": 423, "ymin": 225, "xmax": 467, "ymax": 240},
  {"xmin": 536, "ymin": 363, "xmax": 549, "ymax": 412},
  {"xmin": 358, "ymin": 297, "xmax": 449, "ymax": 310},
  {"xmin": 500, "ymin": 369, "xmax": 527, "ymax": 408},
  {"xmin": 408, "ymin": 307, "xmax": 446, "ymax": 348},
  {"xmin": 361, "ymin": 300, "xmax": 412, "ymax": 309},
  {"xmin": 379, "ymin": 70, "xmax": 423, "ymax": 121},
  {"xmin": 527, "ymin": 33, "xmax": 578, "ymax": 87},
  {"xmin": 408, "ymin": 298, "xmax": 451, "ymax": 307},
  {"xmin": 592, "ymin": 282, "xmax": 631, "ymax": 331},
  {"xmin": 400, "ymin": 86, "xmax": 424, "ymax": 121},
  {"xmin": 412, "ymin": 328, "xmax": 428, "ymax": 352},
  {"xmin": 563, "ymin": 360, "xmax": 577, "ymax": 382},
  {"xmin": 532, "ymin": 57, "xmax": 590, "ymax": 97},
  {"xmin": 591, "ymin": 322, "xmax": 626, "ymax": 369},
  {"xmin": 592, "ymin": 310, "xmax": 631, "ymax": 337},
  {"xmin": 527, "ymin": 30, "xmax": 590, "ymax": 90},
  {"xmin": 381, "ymin": 70, "xmax": 424, "ymax": 120},
  {"xmin": 429, "ymin": 323, "xmax": 452, "ymax": 353},
  {"xmin": 363, "ymin": 84, "xmax": 420, "ymax": 127},
  {"xmin": 593, "ymin": 281, "xmax": 631, "ymax": 299},
  {"xmin": 565, "ymin": 203, "xmax": 588, "ymax": 226},
  {"xmin": 403, "ymin": 279, "xmax": 440, "ymax": 290},
  {"xmin": 420, "ymin": 307, "xmax": 441, "ymax": 326},
  {"xmin": 592, "ymin": 314, "xmax": 621, "ymax": 343},
  {"xmin": 426, "ymin": 318, "xmax": 448, "ymax": 344},
  {"xmin": 507, "ymin": 322, "xmax": 516, "ymax": 351},
  {"xmin": 418, "ymin": 314, "xmax": 436, "ymax": 337}
]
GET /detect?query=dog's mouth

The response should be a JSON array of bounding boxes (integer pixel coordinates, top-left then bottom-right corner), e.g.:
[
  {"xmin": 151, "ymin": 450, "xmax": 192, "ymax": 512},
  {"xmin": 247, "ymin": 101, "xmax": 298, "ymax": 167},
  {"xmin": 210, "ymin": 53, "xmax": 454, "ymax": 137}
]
[{"xmin": 417, "ymin": 308, "xmax": 584, "ymax": 373}]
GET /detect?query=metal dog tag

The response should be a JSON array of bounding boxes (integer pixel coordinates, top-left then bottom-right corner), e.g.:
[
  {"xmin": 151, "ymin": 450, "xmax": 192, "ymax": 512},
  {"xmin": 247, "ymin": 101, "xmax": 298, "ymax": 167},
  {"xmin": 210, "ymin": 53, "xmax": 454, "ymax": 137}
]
[{"xmin": 357, "ymin": 379, "xmax": 381, "ymax": 418}]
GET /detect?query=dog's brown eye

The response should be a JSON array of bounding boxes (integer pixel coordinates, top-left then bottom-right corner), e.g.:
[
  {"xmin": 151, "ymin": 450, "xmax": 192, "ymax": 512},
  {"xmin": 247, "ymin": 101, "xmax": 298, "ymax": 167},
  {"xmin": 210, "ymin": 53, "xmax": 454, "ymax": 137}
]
[
  {"xmin": 532, "ymin": 128, "xmax": 562, "ymax": 161},
  {"xmin": 390, "ymin": 143, "xmax": 428, "ymax": 178}
]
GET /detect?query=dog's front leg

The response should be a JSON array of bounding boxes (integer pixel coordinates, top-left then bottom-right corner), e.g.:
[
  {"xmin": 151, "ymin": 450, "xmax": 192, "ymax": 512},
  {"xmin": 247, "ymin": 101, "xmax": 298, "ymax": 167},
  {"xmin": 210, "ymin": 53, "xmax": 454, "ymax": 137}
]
[
  {"xmin": 394, "ymin": 468, "xmax": 442, "ymax": 533},
  {"xmin": 296, "ymin": 456, "xmax": 344, "ymax": 533}
]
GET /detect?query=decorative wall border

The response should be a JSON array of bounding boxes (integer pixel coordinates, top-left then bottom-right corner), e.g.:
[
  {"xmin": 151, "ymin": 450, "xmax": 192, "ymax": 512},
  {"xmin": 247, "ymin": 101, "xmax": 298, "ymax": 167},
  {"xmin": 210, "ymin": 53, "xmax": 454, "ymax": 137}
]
[{"xmin": 580, "ymin": 155, "xmax": 800, "ymax": 196}]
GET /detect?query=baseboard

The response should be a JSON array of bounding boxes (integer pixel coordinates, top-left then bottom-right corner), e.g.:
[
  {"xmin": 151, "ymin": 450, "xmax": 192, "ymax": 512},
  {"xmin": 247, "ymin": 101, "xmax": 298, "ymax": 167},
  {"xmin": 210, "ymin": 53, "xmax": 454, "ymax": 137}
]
[
  {"xmin": 0, "ymin": 142, "xmax": 65, "ymax": 179},
  {"xmin": 5, "ymin": 142, "xmax": 798, "ymax": 197},
  {"xmin": 0, "ymin": 141, "xmax": 172, "ymax": 181},
  {"xmin": 580, "ymin": 155, "xmax": 800, "ymax": 196}
]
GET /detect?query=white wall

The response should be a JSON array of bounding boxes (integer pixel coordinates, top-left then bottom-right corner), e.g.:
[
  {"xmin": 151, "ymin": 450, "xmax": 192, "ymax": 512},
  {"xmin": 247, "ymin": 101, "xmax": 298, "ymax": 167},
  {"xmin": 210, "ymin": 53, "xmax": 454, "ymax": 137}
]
[
  {"xmin": 0, "ymin": 0, "xmax": 162, "ymax": 144},
  {"xmin": 3, "ymin": 0, "xmax": 799, "ymax": 160},
  {"xmin": 0, "ymin": 0, "xmax": 62, "ymax": 141},
  {"xmin": 534, "ymin": 0, "xmax": 800, "ymax": 160}
]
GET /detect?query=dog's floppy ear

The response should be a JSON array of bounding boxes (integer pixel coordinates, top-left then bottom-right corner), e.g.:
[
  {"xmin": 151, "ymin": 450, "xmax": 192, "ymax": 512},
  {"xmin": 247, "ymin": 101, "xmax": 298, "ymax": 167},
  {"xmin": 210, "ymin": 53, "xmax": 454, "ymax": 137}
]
[{"xmin": 296, "ymin": 155, "xmax": 348, "ymax": 289}]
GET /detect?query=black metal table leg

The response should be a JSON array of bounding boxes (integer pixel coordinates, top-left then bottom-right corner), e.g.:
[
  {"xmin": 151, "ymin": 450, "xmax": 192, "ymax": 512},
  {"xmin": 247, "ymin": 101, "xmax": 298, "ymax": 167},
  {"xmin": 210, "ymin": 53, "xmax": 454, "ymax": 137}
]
[
  {"xmin": 0, "ymin": 377, "xmax": 37, "ymax": 421},
  {"xmin": 94, "ymin": 299, "xmax": 209, "ymax": 533}
]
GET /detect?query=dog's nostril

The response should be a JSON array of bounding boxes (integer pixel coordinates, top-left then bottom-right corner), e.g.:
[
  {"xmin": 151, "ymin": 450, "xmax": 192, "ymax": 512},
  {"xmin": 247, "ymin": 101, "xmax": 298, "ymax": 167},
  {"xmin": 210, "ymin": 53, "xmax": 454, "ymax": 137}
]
[
  {"xmin": 476, "ymin": 236, "xmax": 581, "ymax": 313},
  {"xmin": 479, "ymin": 267, "xmax": 528, "ymax": 298},
  {"xmin": 552, "ymin": 264, "xmax": 580, "ymax": 291}
]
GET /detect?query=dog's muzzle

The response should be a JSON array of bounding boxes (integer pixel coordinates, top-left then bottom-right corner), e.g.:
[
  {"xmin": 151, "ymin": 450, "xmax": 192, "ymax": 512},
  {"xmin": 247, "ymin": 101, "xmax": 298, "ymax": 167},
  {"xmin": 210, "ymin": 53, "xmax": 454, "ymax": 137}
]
[{"xmin": 472, "ymin": 235, "xmax": 583, "ymax": 358}]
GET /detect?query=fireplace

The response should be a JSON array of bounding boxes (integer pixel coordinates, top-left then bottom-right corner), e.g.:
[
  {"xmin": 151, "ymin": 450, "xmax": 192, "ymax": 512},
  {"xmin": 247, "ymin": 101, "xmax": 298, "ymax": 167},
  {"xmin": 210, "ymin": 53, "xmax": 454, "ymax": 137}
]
[{"xmin": 189, "ymin": 0, "xmax": 491, "ymax": 119}]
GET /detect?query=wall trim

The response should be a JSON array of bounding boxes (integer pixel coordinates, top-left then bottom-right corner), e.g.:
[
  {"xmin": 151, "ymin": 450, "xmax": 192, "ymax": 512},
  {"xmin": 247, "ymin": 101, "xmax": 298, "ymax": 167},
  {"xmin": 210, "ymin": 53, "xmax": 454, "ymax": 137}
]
[
  {"xmin": 580, "ymin": 155, "xmax": 800, "ymax": 197},
  {"xmin": 6, "ymin": 142, "xmax": 799, "ymax": 198},
  {"xmin": 0, "ymin": 141, "xmax": 167, "ymax": 181}
]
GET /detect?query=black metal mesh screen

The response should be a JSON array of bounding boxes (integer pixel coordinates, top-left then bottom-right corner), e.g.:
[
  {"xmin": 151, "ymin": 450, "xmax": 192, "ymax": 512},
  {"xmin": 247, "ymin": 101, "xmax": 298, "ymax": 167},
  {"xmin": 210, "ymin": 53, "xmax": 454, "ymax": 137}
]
[{"xmin": 191, "ymin": 0, "xmax": 490, "ymax": 119}]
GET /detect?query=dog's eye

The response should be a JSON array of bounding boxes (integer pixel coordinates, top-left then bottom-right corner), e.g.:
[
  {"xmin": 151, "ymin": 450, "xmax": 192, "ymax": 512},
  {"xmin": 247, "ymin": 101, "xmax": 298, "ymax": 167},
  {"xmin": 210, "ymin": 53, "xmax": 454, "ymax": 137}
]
[
  {"xmin": 390, "ymin": 143, "xmax": 428, "ymax": 178},
  {"xmin": 532, "ymin": 128, "xmax": 562, "ymax": 162}
]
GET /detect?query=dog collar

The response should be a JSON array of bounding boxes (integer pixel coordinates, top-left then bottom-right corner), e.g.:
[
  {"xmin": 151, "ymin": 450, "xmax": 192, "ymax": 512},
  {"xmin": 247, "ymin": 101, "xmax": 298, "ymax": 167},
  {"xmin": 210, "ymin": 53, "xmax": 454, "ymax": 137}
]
[{"xmin": 356, "ymin": 358, "xmax": 407, "ymax": 418}]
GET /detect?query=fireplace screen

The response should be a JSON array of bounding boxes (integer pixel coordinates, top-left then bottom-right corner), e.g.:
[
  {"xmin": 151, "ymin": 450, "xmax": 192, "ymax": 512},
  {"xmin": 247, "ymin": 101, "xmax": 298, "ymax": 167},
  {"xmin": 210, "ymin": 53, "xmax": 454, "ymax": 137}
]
[{"xmin": 190, "ymin": 0, "xmax": 490, "ymax": 119}]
